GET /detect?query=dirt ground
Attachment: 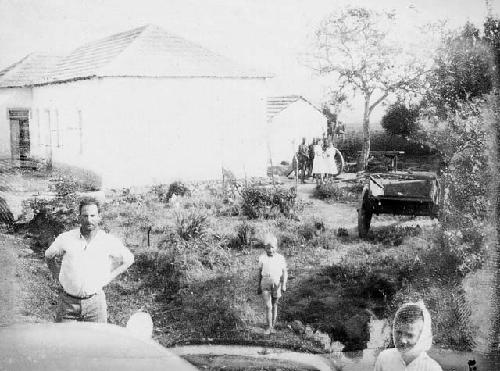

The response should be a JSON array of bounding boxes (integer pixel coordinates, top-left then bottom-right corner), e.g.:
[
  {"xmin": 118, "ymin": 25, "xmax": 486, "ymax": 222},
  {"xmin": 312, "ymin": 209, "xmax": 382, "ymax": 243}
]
[
  {"xmin": 0, "ymin": 168, "xmax": 445, "ymax": 371},
  {"xmin": 0, "ymin": 169, "xmax": 435, "ymax": 325}
]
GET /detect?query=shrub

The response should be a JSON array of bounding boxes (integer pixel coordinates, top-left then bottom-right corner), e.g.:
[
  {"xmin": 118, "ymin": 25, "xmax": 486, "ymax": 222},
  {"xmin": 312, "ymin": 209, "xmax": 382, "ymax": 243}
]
[
  {"xmin": 229, "ymin": 221, "xmax": 255, "ymax": 249},
  {"xmin": 175, "ymin": 209, "xmax": 209, "ymax": 240},
  {"xmin": 21, "ymin": 177, "xmax": 84, "ymax": 252},
  {"xmin": 420, "ymin": 98, "xmax": 496, "ymax": 275},
  {"xmin": 298, "ymin": 218, "xmax": 325, "ymax": 241},
  {"xmin": 176, "ymin": 192, "xmax": 239, "ymax": 217},
  {"xmin": 313, "ymin": 181, "xmax": 359, "ymax": 202},
  {"xmin": 136, "ymin": 236, "xmax": 231, "ymax": 295},
  {"xmin": 381, "ymin": 101, "xmax": 420, "ymax": 138},
  {"xmin": 369, "ymin": 225, "xmax": 423, "ymax": 247},
  {"xmin": 239, "ymin": 186, "xmax": 270, "ymax": 219},
  {"xmin": 153, "ymin": 181, "xmax": 191, "ymax": 203},
  {"xmin": 240, "ymin": 185, "xmax": 298, "ymax": 219},
  {"xmin": 311, "ymin": 231, "xmax": 339, "ymax": 250}
]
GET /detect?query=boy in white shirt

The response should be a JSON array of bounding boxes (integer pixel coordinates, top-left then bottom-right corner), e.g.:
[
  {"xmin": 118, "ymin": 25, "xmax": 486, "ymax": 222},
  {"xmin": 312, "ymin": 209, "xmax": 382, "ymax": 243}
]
[
  {"xmin": 374, "ymin": 301, "xmax": 442, "ymax": 371},
  {"xmin": 257, "ymin": 233, "xmax": 288, "ymax": 335}
]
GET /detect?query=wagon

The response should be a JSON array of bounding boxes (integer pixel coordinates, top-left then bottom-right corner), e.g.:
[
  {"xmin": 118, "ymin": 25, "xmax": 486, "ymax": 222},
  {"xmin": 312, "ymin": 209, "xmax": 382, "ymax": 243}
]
[{"xmin": 357, "ymin": 170, "xmax": 441, "ymax": 237}]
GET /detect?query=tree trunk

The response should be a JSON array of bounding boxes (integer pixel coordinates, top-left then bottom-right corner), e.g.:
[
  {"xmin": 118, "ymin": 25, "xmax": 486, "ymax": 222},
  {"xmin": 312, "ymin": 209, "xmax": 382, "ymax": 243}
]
[{"xmin": 358, "ymin": 97, "xmax": 371, "ymax": 171}]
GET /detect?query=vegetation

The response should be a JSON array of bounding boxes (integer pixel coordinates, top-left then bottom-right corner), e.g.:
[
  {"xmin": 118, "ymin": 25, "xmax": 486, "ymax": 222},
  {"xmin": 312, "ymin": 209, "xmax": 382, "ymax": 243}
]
[
  {"xmin": 312, "ymin": 6, "xmax": 429, "ymax": 170},
  {"xmin": 240, "ymin": 185, "xmax": 300, "ymax": 219},
  {"xmin": 418, "ymin": 19, "xmax": 499, "ymax": 276},
  {"xmin": 381, "ymin": 101, "xmax": 420, "ymax": 139},
  {"xmin": 9, "ymin": 9, "xmax": 500, "ymax": 361},
  {"xmin": 313, "ymin": 181, "xmax": 363, "ymax": 202}
]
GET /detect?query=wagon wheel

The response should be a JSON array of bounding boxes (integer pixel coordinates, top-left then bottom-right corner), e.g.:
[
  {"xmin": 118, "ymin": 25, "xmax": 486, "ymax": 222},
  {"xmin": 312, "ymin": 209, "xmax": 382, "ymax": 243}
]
[
  {"xmin": 331, "ymin": 151, "xmax": 345, "ymax": 177},
  {"xmin": 358, "ymin": 199, "xmax": 372, "ymax": 238}
]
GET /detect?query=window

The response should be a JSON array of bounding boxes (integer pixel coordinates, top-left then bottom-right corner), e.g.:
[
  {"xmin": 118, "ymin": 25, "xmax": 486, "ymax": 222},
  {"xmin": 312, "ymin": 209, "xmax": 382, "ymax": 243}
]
[
  {"xmin": 55, "ymin": 109, "xmax": 62, "ymax": 148},
  {"xmin": 78, "ymin": 110, "xmax": 83, "ymax": 154},
  {"xmin": 36, "ymin": 109, "xmax": 41, "ymax": 150}
]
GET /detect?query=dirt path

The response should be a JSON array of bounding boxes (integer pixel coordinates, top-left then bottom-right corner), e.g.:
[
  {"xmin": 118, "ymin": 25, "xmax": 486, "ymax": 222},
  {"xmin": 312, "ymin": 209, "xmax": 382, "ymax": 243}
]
[
  {"xmin": 0, "ymin": 232, "xmax": 55, "ymax": 325},
  {"xmin": 0, "ymin": 233, "xmax": 19, "ymax": 324},
  {"xmin": 294, "ymin": 181, "xmax": 359, "ymax": 230},
  {"xmin": 291, "ymin": 178, "xmax": 437, "ymax": 236}
]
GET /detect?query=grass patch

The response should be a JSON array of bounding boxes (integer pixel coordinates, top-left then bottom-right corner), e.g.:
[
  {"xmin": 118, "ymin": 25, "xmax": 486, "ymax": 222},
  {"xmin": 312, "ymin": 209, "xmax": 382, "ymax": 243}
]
[{"xmin": 313, "ymin": 181, "xmax": 362, "ymax": 202}]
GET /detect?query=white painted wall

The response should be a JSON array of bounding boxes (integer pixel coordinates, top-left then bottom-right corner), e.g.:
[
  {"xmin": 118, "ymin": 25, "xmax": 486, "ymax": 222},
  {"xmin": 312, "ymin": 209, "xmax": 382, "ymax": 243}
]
[
  {"xmin": 267, "ymin": 99, "xmax": 326, "ymax": 164},
  {"xmin": 32, "ymin": 77, "xmax": 268, "ymax": 188},
  {"xmin": 0, "ymin": 88, "xmax": 32, "ymax": 160}
]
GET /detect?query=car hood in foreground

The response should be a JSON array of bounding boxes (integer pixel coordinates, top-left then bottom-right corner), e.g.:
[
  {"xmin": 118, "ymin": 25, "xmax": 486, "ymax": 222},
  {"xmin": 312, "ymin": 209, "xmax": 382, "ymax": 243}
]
[{"xmin": 0, "ymin": 323, "xmax": 198, "ymax": 371}]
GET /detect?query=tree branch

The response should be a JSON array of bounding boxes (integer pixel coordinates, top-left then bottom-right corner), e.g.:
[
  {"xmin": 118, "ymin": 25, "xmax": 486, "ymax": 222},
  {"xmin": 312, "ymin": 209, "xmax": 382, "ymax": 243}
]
[{"xmin": 369, "ymin": 91, "xmax": 388, "ymax": 113}]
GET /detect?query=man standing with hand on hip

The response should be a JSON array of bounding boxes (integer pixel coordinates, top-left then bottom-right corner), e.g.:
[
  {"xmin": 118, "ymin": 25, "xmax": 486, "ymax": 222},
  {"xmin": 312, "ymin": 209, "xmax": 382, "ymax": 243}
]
[{"xmin": 45, "ymin": 197, "xmax": 134, "ymax": 323}]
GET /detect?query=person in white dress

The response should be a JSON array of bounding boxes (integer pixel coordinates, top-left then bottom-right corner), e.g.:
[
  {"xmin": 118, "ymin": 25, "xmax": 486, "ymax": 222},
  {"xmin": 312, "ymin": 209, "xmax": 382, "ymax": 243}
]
[
  {"xmin": 323, "ymin": 140, "xmax": 345, "ymax": 178},
  {"xmin": 312, "ymin": 139, "xmax": 325, "ymax": 185}
]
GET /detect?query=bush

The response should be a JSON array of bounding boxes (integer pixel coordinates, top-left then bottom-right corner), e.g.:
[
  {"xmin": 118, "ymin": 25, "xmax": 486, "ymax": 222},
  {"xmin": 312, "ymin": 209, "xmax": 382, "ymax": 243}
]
[
  {"xmin": 153, "ymin": 181, "xmax": 191, "ymax": 203},
  {"xmin": 21, "ymin": 177, "xmax": 84, "ymax": 252},
  {"xmin": 297, "ymin": 218, "xmax": 325, "ymax": 241},
  {"xmin": 313, "ymin": 182, "xmax": 359, "ymax": 202},
  {"xmin": 228, "ymin": 221, "xmax": 255, "ymax": 249},
  {"xmin": 310, "ymin": 231, "xmax": 339, "ymax": 250},
  {"xmin": 240, "ymin": 185, "xmax": 298, "ymax": 219},
  {"xmin": 381, "ymin": 102, "xmax": 420, "ymax": 138},
  {"xmin": 175, "ymin": 209, "xmax": 209, "ymax": 240},
  {"xmin": 337, "ymin": 132, "xmax": 435, "ymax": 161},
  {"xmin": 136, "ymin": 236, "xmax": 231, "ymax": 295},
  {"xmin": 420, "ymin": 98, "xmax": 496, "ymax": 275},
  {"xmin": 176, "ymin": 192, "xmax": 239, "ymax": 217}
]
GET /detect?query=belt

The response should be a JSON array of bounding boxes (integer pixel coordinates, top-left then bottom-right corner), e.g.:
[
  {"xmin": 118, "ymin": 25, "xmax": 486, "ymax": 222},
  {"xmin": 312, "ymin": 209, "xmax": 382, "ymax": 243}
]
[{"xmin": 64, "ymin": 291, "xmax": 97, "ymax": 300}]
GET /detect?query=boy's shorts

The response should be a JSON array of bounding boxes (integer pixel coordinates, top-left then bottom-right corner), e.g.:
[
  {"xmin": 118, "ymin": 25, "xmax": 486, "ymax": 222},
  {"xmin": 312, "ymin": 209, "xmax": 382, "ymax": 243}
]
[{"xmin": 261, "ymin": 277, "xmax": 282, "ymax": 299}]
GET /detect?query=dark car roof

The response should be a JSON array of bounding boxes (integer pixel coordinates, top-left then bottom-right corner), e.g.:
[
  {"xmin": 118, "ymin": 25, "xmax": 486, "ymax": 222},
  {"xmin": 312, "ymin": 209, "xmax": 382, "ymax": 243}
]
[{"xmin": 0, "ymin": 323, "xmax": 198, "ymax": 371}]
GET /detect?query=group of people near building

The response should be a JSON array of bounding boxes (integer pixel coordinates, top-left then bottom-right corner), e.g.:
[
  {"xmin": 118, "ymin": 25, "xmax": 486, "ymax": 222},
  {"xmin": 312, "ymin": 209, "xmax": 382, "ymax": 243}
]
[
  {"xmin": 44, "ymin": 197, "xmax": 442, "ymax": 370},
  {"xmin": 293, "ymin": 137, "xmax": 345, "ymax": 184}
]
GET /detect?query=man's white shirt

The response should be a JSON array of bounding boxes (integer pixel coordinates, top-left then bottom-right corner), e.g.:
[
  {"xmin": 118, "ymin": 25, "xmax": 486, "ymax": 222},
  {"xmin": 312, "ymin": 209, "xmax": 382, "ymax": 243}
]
[{"xmin": 45, "ymin": 228, "xmax": 133, "ymax": 297}]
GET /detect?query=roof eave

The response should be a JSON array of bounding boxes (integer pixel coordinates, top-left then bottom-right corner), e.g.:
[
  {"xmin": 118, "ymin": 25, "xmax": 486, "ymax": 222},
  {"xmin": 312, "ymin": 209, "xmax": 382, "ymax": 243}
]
[{"xmin": 35, "ymin": 74, "xmax": 270, "ymax": 85}]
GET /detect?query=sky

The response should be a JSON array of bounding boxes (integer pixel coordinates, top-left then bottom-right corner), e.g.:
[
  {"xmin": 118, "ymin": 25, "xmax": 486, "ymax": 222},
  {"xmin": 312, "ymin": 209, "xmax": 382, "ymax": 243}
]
[{"xmin": 0, "ymin": 0, "xmax": 498, "ymax": 125}]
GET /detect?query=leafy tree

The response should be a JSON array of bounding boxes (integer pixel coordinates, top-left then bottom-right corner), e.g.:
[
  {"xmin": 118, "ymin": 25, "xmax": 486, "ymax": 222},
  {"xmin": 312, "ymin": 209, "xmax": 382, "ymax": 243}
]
[
  {"xmin": 418, "ymin": 19, "xmax": 498, "ymax": 275},
  {"xmin": 312, "ymin": 7, "xmax": 428, "ymax": 170},
  {"xmin": 381, "ymin": 102, "xmax": 420, "ymax": 138},
  {"xmin": 424, "ymin": 22, "xmax": 494, "ymax": 117},
  {"xmin": 483, "ymin": 17, "xmax": 500, "ymax": 87}
]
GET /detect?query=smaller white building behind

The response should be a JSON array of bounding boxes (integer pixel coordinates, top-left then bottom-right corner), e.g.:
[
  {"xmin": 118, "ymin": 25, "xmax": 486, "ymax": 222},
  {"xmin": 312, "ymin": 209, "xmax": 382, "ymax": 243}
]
[{"xmin": 267, "ymin": 96, "xmax": 327, "ymax": 165}]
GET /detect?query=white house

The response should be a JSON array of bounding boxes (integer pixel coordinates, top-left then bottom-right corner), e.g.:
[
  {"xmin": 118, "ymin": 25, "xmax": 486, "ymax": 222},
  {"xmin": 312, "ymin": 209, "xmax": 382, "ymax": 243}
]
[
  {"xmin": 0, "ymin": 25, "xmax": 270, "ymax": 188},
  {"xmin": 266, "ymin": 95, "xmax": 327, "ymax": 165}
]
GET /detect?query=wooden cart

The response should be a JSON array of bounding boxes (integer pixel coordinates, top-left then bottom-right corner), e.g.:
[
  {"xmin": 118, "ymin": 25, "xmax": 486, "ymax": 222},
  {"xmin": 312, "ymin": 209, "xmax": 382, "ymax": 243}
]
[{"xmin": 357, "ymin": 171, "xmax": 441, "ymax": 238}]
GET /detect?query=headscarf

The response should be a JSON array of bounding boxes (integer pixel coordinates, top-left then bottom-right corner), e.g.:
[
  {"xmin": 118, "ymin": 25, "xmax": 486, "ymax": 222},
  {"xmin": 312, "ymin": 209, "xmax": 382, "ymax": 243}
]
[{"xmin": 392, "ymin": 300, "xmax": 433, "ymax": 361}]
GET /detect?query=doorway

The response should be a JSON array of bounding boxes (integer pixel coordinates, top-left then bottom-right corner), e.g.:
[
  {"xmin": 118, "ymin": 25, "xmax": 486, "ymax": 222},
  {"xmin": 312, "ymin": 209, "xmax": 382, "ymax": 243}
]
[{"xmin": 9, "ymin": 109, "xmax": 30, "ymax": 167}]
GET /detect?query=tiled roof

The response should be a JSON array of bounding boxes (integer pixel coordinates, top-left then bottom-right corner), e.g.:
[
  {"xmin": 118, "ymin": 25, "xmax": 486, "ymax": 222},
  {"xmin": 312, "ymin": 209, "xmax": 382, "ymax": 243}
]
[
  {"xmin": 97, "ymin": 25, "xmax": 267, "ymax": 78},
  {"xmin": 50, "ymin": 26, "xmax": 145, "ymax": 82},
  {"xmin": 0, "ymin": 24, "xmax": 269, "ymax": 87},
  {"xmin": 267, "ymin": 95, "xmax": 324, "ymax": 122},
  {"xmin": 49, "ymin": 24, "xmax": 268, "ymax": 83},
  {"xmin": 0, "ymin": 54, "xmax": 62, "ymax": 88},
  {"xmin": 267, "ymin": 95, "xmax": 301, "ymax": 121}
]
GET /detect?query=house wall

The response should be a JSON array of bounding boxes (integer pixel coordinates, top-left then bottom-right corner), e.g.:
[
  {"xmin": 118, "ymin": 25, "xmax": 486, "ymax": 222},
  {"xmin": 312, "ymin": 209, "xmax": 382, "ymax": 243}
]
[
  {"xmin": 267, "ymin": 100, "xmax": 326, "ymax": 164},
  {"xmin": 32, "ymin": 77, "xmax": 268, "ymax": 188},
  {"xmin": 0, "ymin": 88, "xmax": 32, "ymax": 161}
]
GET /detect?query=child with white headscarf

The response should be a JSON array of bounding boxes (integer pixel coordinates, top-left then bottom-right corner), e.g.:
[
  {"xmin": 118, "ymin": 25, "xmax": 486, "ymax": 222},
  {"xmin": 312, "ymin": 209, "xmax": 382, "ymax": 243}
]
[{"xmin": 374, "ymin": 301, "xmax": 442, "ymax": 371}]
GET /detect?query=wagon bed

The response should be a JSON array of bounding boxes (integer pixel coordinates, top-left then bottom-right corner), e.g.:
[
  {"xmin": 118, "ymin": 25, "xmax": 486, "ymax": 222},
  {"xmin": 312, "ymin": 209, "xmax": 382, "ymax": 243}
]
[{"xmin": 358, "ymin": 171, "xmax": 441, "ymax": 237}]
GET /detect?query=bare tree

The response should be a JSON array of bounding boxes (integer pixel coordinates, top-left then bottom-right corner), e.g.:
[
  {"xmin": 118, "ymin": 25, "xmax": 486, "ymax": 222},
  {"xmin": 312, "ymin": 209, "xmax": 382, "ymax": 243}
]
[{"xmin": 312, "ymin": 7, "xmax": 429, "ymax": 169}]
